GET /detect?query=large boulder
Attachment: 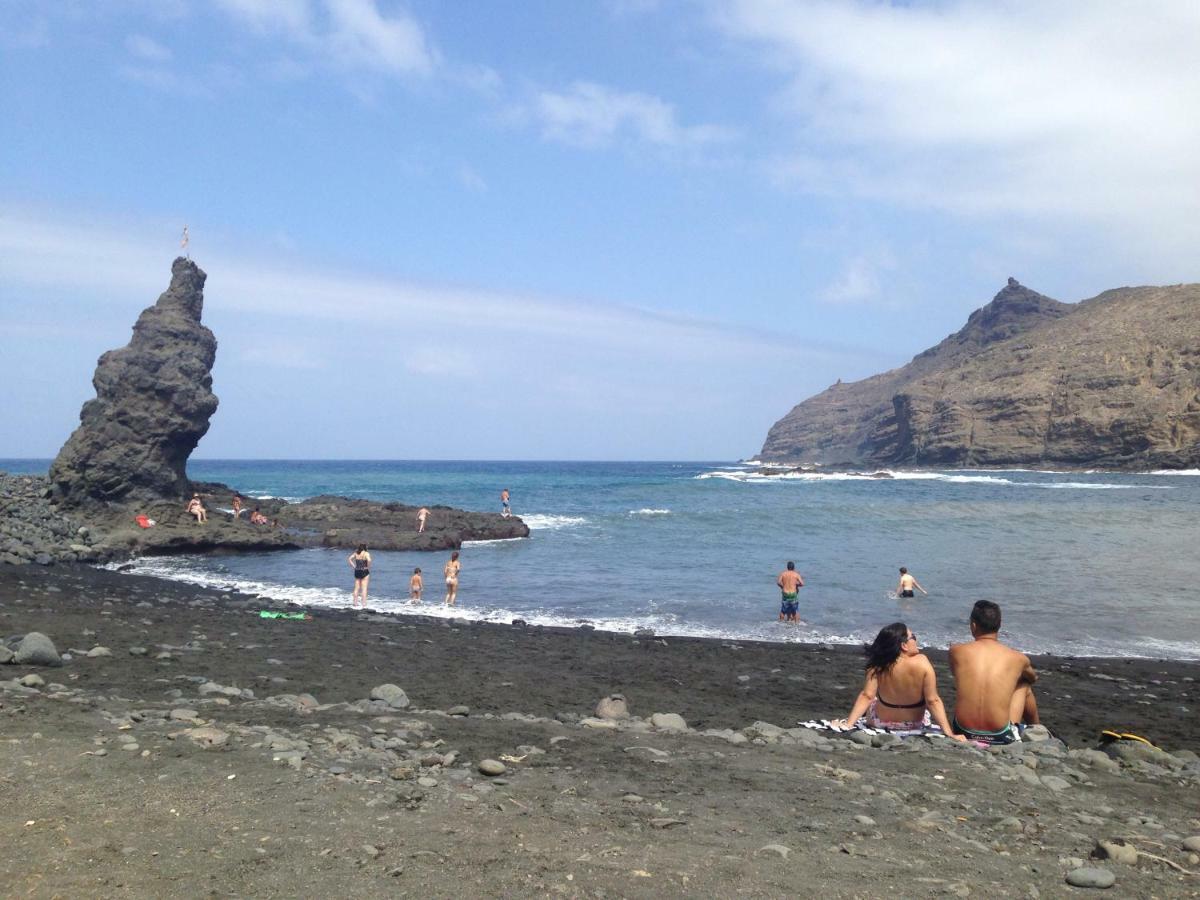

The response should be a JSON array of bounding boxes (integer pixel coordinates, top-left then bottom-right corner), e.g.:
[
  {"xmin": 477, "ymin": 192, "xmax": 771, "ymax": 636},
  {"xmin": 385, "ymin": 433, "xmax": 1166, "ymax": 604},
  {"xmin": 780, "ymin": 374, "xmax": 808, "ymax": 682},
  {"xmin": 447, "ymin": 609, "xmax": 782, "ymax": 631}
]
[
  {"xmin": 49, "ymin": 258, "xmax": 218, "ymax": 506},
  {"xmin": 12, "ymin": 632, "xmax": 62, "ymax": 667}
]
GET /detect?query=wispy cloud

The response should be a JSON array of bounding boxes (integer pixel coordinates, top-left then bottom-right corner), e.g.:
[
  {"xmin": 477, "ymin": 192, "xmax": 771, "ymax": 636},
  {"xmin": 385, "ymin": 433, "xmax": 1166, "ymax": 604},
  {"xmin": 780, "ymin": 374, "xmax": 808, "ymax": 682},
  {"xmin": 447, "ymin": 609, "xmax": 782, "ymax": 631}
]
[
  {"xmin": 215, "ymin": 0, "xmax": 437, "ymax": 77},
  {"xmin": 715, "ymin": 0, "xmax": 1200, "ymax": 269},
  {"xmin": 820, "ymin": 248, "xmax": 899, "ymax": 307},
  {"xmin": 530, "ymin": 81, "xmax": 735, "ymax": 150},
  {"xmin": 125, "ymin": 33, "xmax": 171, "ymax": 62},
  {"xmin": 0, "ymin": 206, "xmax": 857, "ymax": 364}
]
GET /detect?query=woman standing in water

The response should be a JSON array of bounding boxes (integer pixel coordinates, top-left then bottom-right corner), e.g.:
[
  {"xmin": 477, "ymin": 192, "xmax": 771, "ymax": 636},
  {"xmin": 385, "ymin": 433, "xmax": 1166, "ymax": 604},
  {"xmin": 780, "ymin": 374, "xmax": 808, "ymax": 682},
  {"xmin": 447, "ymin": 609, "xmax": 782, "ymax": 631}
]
[
  {"xmin": 348, "ymin": 544, "xmax": 371, "ymax": 609},
  {"xmin": 443, "ymin": 550, "xmax": 461, "ymax": 606}
]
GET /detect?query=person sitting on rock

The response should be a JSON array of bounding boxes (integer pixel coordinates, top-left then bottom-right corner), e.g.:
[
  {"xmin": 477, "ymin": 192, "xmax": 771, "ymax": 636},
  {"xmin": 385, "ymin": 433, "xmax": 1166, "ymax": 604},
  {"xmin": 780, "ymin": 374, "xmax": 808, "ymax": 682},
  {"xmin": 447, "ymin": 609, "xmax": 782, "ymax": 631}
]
[
  {"xmin": 186, "ymin": 493, "xmax": 207, "ymax": 524},
  {"xmin": 948, "ymin": 600, "xmax": 1040, "ymax": 744},
  {"xmin": 835, "ymin": 622, "xmax": 965, "ymax": 740},
  {"xmin": 249, "ymin": 506, "xmax": 268, "ymax": 525}
]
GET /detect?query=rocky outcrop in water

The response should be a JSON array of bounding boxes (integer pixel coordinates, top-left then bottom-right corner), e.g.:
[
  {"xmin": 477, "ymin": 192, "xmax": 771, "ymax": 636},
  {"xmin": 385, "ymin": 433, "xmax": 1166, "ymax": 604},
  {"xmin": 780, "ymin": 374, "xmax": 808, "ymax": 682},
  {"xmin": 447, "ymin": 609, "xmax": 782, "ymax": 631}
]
[
  {"xmin": 761, "ymin": 279, "xmax": 1200, "ymax": 469},
  {"xmin": 49, "ymin": 257, "xmax": 218, "ymax": 506}
]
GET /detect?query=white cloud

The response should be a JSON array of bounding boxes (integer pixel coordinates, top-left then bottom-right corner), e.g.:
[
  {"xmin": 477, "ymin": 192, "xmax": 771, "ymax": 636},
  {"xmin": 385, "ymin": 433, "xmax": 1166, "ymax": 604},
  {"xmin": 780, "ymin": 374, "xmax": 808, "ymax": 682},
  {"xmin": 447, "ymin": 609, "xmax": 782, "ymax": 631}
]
[
  {"xmin": 326, "ymin": 0, "xmax": 435, "ymax": 75},
  {"xmin": 125, "ymin": 34, "xmax": 172, "ymax": 62},
  {"xmin": 715, "ymin": 0, "xmax": 1200, "ymax": 269},
  {"xmin": 820, "ymin": 248, "xmax": 898, "ymax": 306},
  {"xmin": 532, "ymin": 81, "xmax": 735, "ymax": 149},
  {"xmin": 215, "ymin": 0, "xmax": 436, "ymax": 77},
  {"xmin": 213, "ymin": 0, "xmax": 314, "ymax": 38}
]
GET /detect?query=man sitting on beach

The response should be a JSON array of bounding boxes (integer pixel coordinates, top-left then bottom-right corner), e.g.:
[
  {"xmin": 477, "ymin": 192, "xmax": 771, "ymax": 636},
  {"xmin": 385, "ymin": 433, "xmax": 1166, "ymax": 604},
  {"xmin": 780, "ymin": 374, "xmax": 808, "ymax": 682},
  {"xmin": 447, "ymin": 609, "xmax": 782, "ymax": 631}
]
[
  {"xmin": 948, "ymin": 600, "xmax": 1040, "ymax": 744},
  {"xmin": 776, "ymin": 561, "xmax": 804, "ymax": 624}
]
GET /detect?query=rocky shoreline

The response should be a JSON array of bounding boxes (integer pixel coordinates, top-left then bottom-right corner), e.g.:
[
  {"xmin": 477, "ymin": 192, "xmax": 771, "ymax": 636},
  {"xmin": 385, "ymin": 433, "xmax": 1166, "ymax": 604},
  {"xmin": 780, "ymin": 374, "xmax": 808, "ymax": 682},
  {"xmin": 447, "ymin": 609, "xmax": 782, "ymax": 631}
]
[
  {"xmin": 2, "ymin": 564, "xmax": 1198, "ymax": 896},
  {"xmin": 0, "ymin": 471, "xmax": 528, "ymax": 566}
]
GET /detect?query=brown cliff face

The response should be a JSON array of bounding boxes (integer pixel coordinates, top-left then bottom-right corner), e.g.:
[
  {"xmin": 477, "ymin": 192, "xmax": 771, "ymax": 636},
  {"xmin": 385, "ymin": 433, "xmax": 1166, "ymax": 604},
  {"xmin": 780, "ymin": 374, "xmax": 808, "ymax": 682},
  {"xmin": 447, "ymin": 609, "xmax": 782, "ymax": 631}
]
[
  {"xmin": 49, "ymin": 258, "xmax": 219, "ymax": 506},
  {"xmin": 760, "ymin": 280, "xmax": 1200, "ymax": 469}
]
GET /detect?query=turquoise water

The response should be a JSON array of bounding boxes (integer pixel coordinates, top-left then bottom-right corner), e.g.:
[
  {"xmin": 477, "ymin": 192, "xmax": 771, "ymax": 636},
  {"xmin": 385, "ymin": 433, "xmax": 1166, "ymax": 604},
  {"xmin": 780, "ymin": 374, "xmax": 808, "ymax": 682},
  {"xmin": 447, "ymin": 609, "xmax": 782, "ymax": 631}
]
[{"xmin": 5, "ymin": 458, "xmax": 1199, "ymax": 659}]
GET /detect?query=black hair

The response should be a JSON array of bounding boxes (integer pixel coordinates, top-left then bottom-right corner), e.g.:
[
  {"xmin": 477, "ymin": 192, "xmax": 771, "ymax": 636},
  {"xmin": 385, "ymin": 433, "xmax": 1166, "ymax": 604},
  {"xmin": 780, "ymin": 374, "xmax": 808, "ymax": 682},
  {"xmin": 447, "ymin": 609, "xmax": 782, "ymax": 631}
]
[
  {"xmin": 356, "ymin": 544, "xmax": 367, "ymax": 553},
  {"xmin": 786, "ymin": 561, "xmax": 795, "ymax": 570},
  {"xmin": 899, "ymin": 566, "xmax": 907, "ymax": 574},
  {"xmin": 863, "ymin": 622, "xmax": 909, "ymax": 677},
  {"xmin": 451, "ymin": 550, "xmax": 459, "ymax": 560},
  {"xmin": 970, "ymin": 600, "xmax": 1001, "ymax": 634},
  {"xmin": 414, "ymin": 567, "xmax": 421, "ymax": 574}
]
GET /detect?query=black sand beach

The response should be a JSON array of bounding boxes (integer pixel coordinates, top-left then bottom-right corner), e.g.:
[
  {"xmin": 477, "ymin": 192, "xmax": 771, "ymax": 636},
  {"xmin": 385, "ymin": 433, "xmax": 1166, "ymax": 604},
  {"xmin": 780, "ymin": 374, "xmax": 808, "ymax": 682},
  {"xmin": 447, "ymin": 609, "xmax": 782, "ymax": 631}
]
[{"xmin": 3, "ymin": 564, "xmax": 1199, "ymax": 897}]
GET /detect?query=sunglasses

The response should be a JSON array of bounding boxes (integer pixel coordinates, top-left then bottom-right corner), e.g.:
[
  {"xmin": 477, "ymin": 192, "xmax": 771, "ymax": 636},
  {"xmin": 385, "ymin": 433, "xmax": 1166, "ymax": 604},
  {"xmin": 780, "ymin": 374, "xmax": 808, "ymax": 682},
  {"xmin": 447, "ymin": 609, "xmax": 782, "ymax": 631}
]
[{"xmin": 906, "ymin": 632, "xmax": 918, "ymax": 643}]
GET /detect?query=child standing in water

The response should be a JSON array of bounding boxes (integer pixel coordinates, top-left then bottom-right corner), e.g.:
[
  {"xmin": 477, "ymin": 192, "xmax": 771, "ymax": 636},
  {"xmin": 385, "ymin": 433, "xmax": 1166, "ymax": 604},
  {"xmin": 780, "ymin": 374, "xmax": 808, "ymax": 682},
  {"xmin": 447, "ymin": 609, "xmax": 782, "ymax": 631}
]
[{"xmin": 409, "ymin": 567, "xmax": 423, "ymax": 604}]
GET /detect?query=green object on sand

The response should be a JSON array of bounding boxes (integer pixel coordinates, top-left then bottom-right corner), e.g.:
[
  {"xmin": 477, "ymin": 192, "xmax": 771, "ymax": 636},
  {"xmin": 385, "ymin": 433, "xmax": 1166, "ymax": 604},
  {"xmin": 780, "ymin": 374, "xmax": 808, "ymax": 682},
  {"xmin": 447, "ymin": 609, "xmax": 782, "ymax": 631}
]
[{"xmin": 259, "ymin": 611, "xmax": 309, "ymax": 620}]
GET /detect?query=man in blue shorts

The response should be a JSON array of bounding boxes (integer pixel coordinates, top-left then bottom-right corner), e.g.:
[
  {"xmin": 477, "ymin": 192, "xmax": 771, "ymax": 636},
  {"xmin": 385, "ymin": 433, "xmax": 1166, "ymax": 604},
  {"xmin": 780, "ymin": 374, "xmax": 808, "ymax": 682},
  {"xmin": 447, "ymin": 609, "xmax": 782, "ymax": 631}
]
[{"xmin": 776, "ymin": 561, "xmax": 804, "ymax": 624}]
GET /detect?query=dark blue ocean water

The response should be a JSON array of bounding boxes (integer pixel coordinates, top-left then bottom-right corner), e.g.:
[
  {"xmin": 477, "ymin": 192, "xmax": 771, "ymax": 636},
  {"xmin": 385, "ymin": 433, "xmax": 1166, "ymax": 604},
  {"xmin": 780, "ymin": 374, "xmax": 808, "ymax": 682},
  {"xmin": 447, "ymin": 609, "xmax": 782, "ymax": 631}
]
[{"xmin": 4, "ymin": 458, "xmax": 1199, "ymax": 659}]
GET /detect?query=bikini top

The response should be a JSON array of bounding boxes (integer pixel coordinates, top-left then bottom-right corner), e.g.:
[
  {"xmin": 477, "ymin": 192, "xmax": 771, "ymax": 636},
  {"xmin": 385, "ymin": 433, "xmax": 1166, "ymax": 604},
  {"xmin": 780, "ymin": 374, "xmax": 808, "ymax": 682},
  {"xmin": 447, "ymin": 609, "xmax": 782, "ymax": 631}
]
[{"xmin": 877, "ymin": 691, "xmax": 926, "ymax": 709}]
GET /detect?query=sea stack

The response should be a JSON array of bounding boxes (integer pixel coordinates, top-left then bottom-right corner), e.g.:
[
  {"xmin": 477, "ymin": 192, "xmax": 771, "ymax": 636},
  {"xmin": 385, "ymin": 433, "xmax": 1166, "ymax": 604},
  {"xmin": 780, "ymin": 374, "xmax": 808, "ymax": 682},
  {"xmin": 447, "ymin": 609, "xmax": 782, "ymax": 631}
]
[{"xmin": 49, "ymin": 257, "xmax": 218, "ymax": 506}]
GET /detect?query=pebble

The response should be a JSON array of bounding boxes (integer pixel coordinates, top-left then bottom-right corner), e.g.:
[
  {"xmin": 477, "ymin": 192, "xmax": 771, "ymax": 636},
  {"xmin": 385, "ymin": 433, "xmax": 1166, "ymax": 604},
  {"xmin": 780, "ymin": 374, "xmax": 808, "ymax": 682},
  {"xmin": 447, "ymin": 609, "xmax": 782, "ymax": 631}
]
[
  {"xmin": 756, "ymin": 844, "xmax": 790, "ymax": 859},
  {"xmin": 594, "ymin": 694, "xmax": 629, "ymax": 720},
  {"xmin": 1094, "ymin": 839, "xmax": 1137, "ymax": 865},
  {"xmin": 447, "ymin": 705, "xmax": 469, "ymax": 716},
  {"xmin": 478, "ymin": 759, "xmax": 507, "ymax": 777},
  {"xmin": 650, "ymin": 712, "xmax": 688, "ymax": 732},
  {"xmin": 120, "ymin": 743, "xmax": 140, "ymax": 752},
  {"xmin": 362, "ymin": 844, "xmax": 380, "ymax": 858},
  {"xmin": 1182, "ymin": 836, "xmax": 1200, "ymax": 852},
  {"xmin": 1065, "ymin": 867, "xmax": 1115, "ymax": 889},
  {"xmin": 18, "ymin": 674, "xmax": 45, "ymax": 688},
  {"xmin": 1040, "ymin": 775, "xmax": 1071, "ymax": 792},
  {"xmin": 417, "ymin": 776, "xmax": 438, "ymax": 787},
  {"xmin": 128, "ymin": 646, "xmax": 148, "ymax": 656},
  {"xmin": 86, "ymin": 646, "xmax": 112, "ymax": 658},
  {"xmin": 368, "ymin": 684, "xmax": 410, "ymax": 709},
  {"xmin": 853, "ymin": 815, "xmax": 877, "ymax": 827}
]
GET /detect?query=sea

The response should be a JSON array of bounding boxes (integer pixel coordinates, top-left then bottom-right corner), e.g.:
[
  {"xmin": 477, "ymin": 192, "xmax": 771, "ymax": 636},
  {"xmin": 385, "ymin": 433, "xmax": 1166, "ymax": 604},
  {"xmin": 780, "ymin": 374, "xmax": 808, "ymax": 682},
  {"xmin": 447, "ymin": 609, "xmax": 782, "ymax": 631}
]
[{"xmin": 4, "ymin": 459, "xmax": 1199, "ymax": 660}]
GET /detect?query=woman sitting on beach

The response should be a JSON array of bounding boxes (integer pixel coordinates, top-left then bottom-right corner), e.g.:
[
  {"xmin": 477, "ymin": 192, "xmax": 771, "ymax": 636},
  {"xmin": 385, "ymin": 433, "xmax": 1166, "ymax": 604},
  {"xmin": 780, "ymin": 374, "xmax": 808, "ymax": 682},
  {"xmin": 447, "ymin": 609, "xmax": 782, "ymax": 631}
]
[
  {"xmin": 186, "ymin": 494, "xmax": 207, "ymax": 524},
  {"xmin": 835, "ymin": 622, "xmax": 965, "ymax": 741}
]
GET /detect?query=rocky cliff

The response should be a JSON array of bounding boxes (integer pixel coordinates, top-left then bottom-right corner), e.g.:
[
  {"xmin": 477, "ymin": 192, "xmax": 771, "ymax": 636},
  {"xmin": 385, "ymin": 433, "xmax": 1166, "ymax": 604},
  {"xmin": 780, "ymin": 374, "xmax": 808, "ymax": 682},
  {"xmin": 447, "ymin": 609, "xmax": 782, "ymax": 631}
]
[
  {"xmin": 49, "ymin": 257, "xmax": 218, "ymax": 505},
  {"xmin": 760, "ymin": 279, "xmax": 1200, "ymax": 469}
]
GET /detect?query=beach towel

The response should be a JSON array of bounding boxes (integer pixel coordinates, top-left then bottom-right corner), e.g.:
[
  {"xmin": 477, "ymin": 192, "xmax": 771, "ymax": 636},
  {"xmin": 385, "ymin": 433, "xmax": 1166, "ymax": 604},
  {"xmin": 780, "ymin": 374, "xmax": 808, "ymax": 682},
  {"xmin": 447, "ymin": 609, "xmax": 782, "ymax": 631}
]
[
  {"xmin": 797, "ymin": 719, "xmax": 947, "ymax": 739},
  {"xmin": 258, "ymin": 611, "xmax": 311, "ymax": 620}
]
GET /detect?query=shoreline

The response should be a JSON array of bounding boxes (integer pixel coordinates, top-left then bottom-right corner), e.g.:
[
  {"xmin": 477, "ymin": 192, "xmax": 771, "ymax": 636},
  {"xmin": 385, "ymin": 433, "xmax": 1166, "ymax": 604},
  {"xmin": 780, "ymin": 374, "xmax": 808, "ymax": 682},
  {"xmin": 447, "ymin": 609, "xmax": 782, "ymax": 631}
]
[
  {"xmin": 108, "ymin": 554, "xmax": 1200, "ymax": 664},
  {"xmin": 7, "ymin": 563, "xmax": 1199, "ymax": 750},
  {"xmin": 3, "ymin": 562, "xmax": 1199, "ymax": 896}
]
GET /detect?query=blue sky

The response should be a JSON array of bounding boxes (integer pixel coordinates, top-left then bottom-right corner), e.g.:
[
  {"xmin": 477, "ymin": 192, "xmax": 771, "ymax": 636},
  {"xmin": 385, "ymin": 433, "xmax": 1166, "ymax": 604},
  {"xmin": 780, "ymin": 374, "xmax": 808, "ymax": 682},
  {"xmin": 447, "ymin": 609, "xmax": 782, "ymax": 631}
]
[{"xmin": 2, "ymin": 1, "xmax": 1198, "ymax": 460}]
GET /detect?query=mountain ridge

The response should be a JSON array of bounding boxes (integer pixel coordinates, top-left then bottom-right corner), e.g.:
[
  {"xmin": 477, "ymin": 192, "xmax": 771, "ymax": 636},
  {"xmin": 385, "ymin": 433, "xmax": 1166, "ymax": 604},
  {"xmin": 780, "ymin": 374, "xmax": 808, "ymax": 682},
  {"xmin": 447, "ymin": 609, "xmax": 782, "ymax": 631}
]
[{"xmin": 759, "ymin": 280, "xmax": 1200, "ymax": 470}]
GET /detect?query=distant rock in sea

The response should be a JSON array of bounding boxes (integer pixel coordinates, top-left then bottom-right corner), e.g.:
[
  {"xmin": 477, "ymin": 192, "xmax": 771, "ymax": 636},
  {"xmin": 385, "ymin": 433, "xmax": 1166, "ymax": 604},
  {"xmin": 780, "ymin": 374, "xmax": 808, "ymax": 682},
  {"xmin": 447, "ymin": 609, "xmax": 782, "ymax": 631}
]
[
  {"xmin": 760, "ymin": 279, "xmax": 1200, "ymax": 470},
  {"xmin": 49, "ymin": 257, "xmax": 218, "ymax": 506}
]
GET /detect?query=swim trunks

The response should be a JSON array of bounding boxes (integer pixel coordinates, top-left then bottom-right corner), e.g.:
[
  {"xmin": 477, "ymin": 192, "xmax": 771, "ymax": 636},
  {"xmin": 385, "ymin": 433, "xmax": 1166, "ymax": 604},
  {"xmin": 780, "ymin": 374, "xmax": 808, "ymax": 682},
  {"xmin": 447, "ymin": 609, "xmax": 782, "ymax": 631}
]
[
  {"xmin": 953, "ymin": 717, "xmax": 1020, "ymax": 745},
  {"xmin": 900, "ymin": 589, "xmax": 914, "ymax": 598},
  {"xmin": 780, "ymin": 591, "xmax": 799, "ymax": 615}
]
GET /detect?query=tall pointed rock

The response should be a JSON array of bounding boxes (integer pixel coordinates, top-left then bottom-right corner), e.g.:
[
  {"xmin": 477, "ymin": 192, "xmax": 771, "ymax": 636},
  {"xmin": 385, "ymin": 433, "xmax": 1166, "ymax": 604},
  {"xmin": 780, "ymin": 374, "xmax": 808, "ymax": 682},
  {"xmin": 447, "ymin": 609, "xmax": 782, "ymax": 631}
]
[{"xmin": 50, "ymin": 257, "xmax": 218, "ymax": 505}]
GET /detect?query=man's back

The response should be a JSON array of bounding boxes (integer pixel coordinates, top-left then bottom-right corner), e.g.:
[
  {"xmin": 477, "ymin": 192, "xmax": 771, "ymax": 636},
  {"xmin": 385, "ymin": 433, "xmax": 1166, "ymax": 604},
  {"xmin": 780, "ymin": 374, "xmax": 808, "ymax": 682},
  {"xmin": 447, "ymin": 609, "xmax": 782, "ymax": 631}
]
[
  {"xmin": 778, "ymin": 570, "xmax": 803, "ymax": 592},
  {"xmin": 949, "ymin": 638, "xmax": 1033, "ymax": 730}
]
